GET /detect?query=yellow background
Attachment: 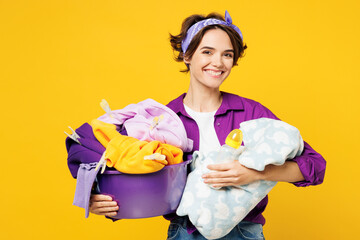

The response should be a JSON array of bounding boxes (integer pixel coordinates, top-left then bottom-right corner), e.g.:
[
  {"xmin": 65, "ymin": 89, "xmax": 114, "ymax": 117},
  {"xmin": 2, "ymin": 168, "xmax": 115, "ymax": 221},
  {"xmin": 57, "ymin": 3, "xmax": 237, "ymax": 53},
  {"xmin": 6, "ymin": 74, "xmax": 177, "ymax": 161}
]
[{"xmin": 1, "ymin": 0, "xmax": 359, "ymax": 239}]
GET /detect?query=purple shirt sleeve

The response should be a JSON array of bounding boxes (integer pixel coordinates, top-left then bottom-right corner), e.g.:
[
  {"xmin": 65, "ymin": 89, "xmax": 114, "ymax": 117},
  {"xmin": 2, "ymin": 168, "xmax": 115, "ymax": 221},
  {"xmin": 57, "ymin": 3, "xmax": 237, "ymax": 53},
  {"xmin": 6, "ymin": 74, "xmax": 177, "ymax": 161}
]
[{"xmin": 254, "ymin": 103, "xmax": 326, "ymax": 187}]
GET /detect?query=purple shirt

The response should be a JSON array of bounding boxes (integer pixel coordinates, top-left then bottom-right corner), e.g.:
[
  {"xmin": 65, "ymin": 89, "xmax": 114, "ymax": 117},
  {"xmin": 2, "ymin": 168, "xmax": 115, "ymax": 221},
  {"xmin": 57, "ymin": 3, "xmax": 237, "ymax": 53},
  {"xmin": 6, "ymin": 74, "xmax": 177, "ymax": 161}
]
[{"xmin": 165, "ymin": 92, "xmax": 326, "ymax": 231}]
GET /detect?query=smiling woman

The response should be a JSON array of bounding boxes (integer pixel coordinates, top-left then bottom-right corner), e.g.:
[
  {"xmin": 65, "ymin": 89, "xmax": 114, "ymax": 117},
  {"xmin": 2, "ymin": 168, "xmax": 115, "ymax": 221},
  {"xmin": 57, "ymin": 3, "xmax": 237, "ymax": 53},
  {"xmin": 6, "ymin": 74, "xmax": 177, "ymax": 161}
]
[
  {"xmin": 169, "ymin": 11, "xmax": 246, "ymax": 74},
  {"xmin": 88, "ymin": 10, "xmax": 326, "ymax": 240}
]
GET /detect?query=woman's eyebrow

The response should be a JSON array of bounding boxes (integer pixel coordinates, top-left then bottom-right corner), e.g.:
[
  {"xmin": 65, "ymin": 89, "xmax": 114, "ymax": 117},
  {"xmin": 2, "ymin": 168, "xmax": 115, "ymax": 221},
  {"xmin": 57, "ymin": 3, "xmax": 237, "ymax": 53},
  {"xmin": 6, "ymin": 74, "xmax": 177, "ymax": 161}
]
[
  {"xmin": 200, "ymin": 46, "xmax": 215, "ymax": 50},
  {"xmin": 200, "ymin": 46, "xmax": 234, "ymax": 52}
]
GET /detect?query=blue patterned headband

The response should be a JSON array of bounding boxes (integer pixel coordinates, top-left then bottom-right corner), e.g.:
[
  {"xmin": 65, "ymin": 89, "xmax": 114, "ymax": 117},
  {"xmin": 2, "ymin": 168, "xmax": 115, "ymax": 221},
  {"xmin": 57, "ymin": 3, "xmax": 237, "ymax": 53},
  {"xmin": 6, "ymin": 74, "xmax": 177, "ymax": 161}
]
[{"xmin": 181, "ymin": 10, "xmax": 243, "ymax": 54}]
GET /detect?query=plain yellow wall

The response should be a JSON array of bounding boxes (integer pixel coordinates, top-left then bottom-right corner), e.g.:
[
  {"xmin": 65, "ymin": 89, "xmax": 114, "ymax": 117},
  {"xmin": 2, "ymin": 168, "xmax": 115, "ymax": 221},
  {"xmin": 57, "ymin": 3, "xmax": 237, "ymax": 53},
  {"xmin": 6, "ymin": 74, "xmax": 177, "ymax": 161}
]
[{"xmin": 1, "ymin": 0, "xmax": 359, "ymax": 239}]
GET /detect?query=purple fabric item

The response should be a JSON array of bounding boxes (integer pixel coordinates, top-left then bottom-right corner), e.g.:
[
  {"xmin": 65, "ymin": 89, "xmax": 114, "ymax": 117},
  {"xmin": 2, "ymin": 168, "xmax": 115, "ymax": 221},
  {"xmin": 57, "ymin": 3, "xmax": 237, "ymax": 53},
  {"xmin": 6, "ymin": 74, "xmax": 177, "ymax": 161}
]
[
  {"xmin": 66, "ymin": 123, "xmax": 127, "ymax": 217},
  {"xmin": 181, "ymin": 10, "xmax": 243, "ymax": 53},
  {"xmin": 66, "ymin": 123, "xmax": 127, "ymax": 178},
  {"xmin": 73, "ymin": 162, "xmax": 101, "ymax": 218},
  {"xmin": 164, "ymin": 92, "xmax": 326, "ymax": 234},
  {"xmin": 66, "ymin": 123, "xmax": 105, "ymax": 178},
  {"xmin": 66, "ymin": 123, "xmax": 108, "ymax": 217},
  {"xmin": 97, "ymin": 98, "xmax": 193, "ymax": 152}
]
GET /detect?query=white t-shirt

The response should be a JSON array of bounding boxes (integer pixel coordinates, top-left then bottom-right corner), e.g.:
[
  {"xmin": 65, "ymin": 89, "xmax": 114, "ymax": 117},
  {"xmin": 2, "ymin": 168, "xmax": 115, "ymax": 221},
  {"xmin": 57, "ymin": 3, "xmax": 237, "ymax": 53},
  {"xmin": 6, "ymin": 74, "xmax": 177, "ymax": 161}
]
[{"xmin": 184, "ymin": 104, "xmax": 221, "ymax": 154}]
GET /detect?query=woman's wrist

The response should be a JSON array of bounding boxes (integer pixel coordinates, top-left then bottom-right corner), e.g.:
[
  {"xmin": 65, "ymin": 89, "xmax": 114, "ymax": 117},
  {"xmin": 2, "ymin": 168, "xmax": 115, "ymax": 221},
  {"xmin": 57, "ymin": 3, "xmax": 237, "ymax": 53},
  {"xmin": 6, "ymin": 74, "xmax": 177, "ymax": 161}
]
[
  {"xmin": 256, "ymin": 168, "xmax": 267, "ymax": 181},
  {"xmin": 255, "ymin": 161, "xmax": 305, "ymax": 183}
]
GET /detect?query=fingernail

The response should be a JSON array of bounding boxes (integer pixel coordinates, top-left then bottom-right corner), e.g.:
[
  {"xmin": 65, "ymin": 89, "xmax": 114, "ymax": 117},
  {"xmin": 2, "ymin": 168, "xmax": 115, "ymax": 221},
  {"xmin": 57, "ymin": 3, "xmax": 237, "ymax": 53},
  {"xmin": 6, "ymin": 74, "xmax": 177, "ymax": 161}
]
[{"xmin": 107, "ymin": 194, "xmax": 115, "ymax": 200}]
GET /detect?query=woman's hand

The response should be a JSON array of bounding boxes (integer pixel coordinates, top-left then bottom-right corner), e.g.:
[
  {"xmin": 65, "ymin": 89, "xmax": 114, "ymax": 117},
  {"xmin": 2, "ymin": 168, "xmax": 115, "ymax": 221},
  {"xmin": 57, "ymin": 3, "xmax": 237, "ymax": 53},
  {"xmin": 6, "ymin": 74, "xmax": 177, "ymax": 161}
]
[
  {"xmin": 202, "ymin": 160, "xmax": 262, "ymax": 188},
  {"xmin": 89, "ymin": 194, "xmax": 119, "ymax": 217}
]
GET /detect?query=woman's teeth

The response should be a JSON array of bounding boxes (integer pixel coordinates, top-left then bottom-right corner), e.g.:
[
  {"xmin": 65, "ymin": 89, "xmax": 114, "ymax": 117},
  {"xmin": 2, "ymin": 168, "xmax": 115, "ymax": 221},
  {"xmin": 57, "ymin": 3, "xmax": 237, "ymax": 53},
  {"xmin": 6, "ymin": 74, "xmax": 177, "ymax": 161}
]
[{"xmin": 205, "ymin": 70, "xmax": 222, "ymax": 76}]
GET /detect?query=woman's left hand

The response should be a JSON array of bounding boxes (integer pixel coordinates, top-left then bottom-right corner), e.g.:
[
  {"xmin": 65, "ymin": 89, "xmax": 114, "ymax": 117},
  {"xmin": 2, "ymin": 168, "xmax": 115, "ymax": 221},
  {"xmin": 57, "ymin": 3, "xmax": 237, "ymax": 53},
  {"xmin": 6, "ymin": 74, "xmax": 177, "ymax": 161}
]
[{"xmin": 202, "ymin": 160, "xmax": 262, "ymax": 188}]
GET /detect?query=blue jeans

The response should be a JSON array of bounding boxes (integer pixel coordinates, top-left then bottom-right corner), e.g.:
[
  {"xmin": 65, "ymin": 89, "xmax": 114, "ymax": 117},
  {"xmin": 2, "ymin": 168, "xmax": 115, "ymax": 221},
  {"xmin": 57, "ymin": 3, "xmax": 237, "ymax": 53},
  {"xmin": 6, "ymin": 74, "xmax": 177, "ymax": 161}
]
[{"xmin": 167, "ymin": 217, "xmax": 265, "ymax": 240}]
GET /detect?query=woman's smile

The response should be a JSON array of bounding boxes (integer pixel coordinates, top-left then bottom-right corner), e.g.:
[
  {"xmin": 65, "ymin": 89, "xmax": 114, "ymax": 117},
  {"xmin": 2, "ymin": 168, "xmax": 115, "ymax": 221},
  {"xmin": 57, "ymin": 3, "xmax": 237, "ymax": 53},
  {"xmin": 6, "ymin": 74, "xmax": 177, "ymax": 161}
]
[{"xmin": 203, "ymin": 69, "xmax": 224, "ymax": 78}]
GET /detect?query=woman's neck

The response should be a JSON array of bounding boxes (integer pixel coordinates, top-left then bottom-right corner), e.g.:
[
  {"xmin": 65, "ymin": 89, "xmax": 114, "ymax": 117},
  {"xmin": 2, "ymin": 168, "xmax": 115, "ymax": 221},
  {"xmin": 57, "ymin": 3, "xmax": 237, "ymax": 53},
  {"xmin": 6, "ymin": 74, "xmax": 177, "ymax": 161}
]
[{"xmin": 184, "ymin": 85, "xmax": 222, "ymax": 112}]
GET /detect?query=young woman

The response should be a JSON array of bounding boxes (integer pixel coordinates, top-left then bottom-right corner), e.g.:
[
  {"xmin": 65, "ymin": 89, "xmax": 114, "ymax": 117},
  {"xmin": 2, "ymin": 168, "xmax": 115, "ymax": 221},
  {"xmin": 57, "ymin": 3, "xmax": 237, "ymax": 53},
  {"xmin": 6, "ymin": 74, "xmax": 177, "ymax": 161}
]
[{"xmin": 89, "ymin": 11, "xmax": 326, "ymax": 240}]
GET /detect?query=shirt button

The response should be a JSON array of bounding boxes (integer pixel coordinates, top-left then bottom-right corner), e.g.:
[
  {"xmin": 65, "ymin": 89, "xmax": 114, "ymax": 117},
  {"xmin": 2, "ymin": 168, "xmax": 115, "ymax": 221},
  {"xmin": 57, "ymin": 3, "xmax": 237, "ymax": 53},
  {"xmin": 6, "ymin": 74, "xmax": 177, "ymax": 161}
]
[{"xmin": 217, "ymin": 122, "xmax": 220, "ymax": 126}]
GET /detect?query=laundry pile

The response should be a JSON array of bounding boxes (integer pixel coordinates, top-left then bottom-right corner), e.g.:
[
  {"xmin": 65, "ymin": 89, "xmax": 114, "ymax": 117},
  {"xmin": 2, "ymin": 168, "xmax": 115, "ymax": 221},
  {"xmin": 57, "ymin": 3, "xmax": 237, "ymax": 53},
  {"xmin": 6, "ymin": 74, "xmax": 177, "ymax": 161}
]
[{"xmin": 65, "ymin": 99, "xmax": 193, "ymax": 218}]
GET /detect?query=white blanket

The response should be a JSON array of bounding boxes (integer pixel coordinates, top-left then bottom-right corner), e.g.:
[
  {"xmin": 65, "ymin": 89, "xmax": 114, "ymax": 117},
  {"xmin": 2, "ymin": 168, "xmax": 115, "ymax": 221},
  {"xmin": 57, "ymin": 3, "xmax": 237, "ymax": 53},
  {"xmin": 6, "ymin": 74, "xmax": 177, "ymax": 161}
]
[{"xmin": 176, "ymin": 118, "xmax": 304, "ymax": 239}]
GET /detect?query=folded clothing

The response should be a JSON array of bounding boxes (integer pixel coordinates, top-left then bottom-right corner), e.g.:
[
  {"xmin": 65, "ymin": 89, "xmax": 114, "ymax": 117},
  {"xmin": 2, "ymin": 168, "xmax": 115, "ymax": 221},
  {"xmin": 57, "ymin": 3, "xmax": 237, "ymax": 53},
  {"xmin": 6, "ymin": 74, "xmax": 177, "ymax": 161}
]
[
  {"xmin": 91, "ymin": 119, "xmax": 183, "ymax": 174},
  {"xmin": 97, "ymin": 98, "xmax": 193, "ymax": 152},
  {"xmin": 176, "ymin": 118, "xmax": 304, "ymax": 239}
]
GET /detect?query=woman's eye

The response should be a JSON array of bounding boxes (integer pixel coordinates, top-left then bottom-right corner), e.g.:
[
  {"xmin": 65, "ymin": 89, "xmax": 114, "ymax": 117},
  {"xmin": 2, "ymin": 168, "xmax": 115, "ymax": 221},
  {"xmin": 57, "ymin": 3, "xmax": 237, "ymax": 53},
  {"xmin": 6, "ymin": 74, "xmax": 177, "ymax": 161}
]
[
  {"xmin": 202, "ymin": 51, "xmax": 212, "ymax": 55},
  {"xmin": 224, "ymin": 53, "xmax": 233, "ymax": 58}
]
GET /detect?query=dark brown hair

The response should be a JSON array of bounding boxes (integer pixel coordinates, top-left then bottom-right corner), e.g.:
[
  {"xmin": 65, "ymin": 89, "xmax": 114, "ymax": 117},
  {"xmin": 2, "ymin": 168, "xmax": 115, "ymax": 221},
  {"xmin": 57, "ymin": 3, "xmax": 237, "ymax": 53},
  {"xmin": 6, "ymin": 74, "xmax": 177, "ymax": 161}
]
[{"xmin": 170, "ymin": 12, "xmax": 247, "ymax": 73}]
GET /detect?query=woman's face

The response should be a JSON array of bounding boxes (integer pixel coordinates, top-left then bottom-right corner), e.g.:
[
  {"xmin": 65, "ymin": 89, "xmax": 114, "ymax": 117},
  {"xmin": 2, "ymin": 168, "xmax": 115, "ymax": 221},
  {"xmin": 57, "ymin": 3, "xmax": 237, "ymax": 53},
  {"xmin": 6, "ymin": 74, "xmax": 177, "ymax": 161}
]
[{"xmin": 185, "ymin": 28, "xmax": 234, "ymax": 90}]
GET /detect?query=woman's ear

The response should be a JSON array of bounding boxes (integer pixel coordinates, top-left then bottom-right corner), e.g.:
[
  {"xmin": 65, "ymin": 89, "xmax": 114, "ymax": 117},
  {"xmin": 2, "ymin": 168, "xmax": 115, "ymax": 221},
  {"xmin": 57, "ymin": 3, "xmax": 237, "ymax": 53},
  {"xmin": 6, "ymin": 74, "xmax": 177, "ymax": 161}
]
[
  {"xmin": 184, "ymin": 56, "xmax": 190, "ymax": 65},
  {"xmin": 182, "ymin": 52, "xmax": 190, "ymax": 65}
]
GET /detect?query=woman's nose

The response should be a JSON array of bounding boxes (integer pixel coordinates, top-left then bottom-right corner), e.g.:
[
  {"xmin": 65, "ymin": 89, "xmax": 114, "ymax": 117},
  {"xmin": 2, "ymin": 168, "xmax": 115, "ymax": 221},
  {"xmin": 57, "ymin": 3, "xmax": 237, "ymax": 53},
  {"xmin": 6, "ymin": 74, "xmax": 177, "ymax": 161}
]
[{"xmin": 211, "ymin": 54, "xmax": 224, "ymax": 68}]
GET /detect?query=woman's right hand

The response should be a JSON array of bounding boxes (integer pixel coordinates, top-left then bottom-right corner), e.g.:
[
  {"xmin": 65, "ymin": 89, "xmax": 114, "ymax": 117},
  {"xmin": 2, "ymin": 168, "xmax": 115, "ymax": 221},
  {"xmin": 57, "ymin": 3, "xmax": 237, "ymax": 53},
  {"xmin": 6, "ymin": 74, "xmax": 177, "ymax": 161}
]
[{"xmin": 89, "ymin": 194, "xmax": 119, "ymax": 217}]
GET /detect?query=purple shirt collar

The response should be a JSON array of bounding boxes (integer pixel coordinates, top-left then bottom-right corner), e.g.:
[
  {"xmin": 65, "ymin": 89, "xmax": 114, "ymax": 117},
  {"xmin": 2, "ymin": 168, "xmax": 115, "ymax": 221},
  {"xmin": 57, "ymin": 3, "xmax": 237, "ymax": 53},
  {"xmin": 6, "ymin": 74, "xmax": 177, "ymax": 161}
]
[{"xmin": 167, "ymin": 92, "xmax": 245, "ymax": 116}]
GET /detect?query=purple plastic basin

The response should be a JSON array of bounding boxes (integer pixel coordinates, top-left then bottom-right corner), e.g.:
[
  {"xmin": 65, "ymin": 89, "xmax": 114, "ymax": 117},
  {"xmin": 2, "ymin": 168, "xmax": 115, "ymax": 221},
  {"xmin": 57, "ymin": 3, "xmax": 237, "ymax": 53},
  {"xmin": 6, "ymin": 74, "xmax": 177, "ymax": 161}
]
[{"xmin": 97, "ymin": 159, "xmax": 191, "ymax": 219}]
